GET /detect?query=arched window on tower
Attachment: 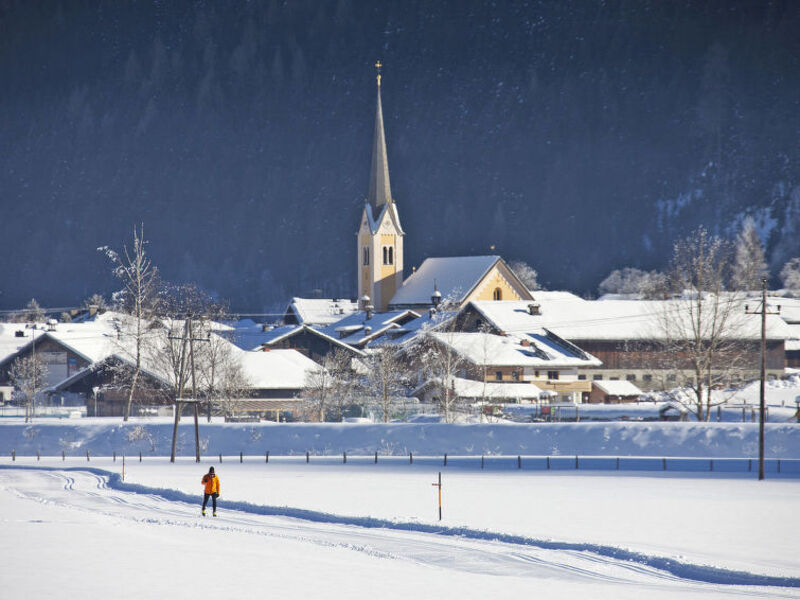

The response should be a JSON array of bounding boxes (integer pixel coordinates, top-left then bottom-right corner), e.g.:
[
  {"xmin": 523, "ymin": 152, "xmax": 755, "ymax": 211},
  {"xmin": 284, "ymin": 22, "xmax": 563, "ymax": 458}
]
[
  {"xmin": 388, "ymin": 247, "xmax": 394, "ymax": 265},
  {"xmin": 382, "ymin": 247, "xmax": 388, "ymax": 265},
  {"xmin": 492, "ymin": 287, "xmax": 503, "ymax": 301},
  {"xmin": 363, "ymin": 247, "xmax": 370, "ymax": 266}
]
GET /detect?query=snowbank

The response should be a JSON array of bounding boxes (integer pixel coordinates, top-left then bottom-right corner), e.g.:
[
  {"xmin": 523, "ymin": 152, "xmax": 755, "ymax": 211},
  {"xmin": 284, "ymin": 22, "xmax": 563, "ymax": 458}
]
[{"xmin": 1, "ymin": 419, "xmax": 798, "ymax": 459}]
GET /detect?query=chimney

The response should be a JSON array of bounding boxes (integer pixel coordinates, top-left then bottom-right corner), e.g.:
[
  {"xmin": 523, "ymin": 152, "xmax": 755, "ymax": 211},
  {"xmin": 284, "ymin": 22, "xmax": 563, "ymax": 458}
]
[
  {"xmin": 359, "ymin": 294, "xmax": 371, "ymax": 311},
  {"xmin": 366, "ymin": 304, "xmax": 375, "ymax": 320},
  {"xmin": 520, "ymin": 339, "xmax": 530, "ymax": 347},
  {"xmin": 528, "ymin": 302, "xmax": 541, "ymax": 316}
]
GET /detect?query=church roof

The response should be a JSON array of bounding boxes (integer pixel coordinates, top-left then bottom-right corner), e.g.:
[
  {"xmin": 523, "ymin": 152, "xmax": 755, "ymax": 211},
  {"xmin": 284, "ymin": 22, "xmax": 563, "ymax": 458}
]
[
  {"xmin": 389, "ymin": 255, "xmax": 501, "ymax": 307},
  {"xmin": 367, "ymin": 82, "xmax": 392, "ymax": 210}
]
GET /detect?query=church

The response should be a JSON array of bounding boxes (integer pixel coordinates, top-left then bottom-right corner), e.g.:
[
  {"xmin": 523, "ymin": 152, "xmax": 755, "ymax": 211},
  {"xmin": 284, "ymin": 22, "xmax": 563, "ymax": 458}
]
[{"xmin": 356, "ymin": 63, "xmax": 533, "ymax": 313}]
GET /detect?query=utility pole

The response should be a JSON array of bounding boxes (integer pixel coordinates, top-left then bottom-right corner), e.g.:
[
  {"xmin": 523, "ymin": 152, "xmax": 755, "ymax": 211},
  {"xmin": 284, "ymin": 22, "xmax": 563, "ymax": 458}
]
[
  {"xmin": 745, "ymin": 278, "xmax": 780, "ymax": 481},
  {"xmin": 169, "ymin": 314, "xmax": 210, "ymax": 463}
]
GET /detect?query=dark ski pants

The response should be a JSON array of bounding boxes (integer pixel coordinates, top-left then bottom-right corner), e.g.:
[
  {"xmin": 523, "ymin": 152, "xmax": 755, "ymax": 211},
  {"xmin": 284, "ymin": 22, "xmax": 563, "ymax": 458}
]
[{"xmin": 202, "ymin": 493, "xmax": 218, "ymax": 512}]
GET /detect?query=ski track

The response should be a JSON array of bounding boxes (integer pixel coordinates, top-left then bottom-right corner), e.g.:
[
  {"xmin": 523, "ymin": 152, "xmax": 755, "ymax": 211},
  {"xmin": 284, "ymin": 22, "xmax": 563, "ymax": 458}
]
[{"xmin": 1, "ymin": 465, "xmax": 798, "ymax": 597}]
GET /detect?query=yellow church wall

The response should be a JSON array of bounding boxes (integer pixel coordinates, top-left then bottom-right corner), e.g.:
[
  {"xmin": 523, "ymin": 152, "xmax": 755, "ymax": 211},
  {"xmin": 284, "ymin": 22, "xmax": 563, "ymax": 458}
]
[{"xmin": 471, "ymin": 267, "xmax": 524, "ymax": 302}]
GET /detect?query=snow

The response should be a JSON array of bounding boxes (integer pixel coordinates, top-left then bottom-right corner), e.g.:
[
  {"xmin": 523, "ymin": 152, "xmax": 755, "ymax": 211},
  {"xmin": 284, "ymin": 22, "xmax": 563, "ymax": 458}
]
[
  {"xmin": 592, "ymin": 379, "xmax": 643, "ymax": 396},
  {"xmin": 413, "ymin": 376, "xmax": 544, "ymax": 401},
  {"xmin": 389, "ymin": 255, "xmax": 500, "ymax": 307},
  {"xmin": 1, "ymin": 419, "xmax": 799, "ymax": 459},
  {"xmin": 236, "ymin": 348, "xmax": 320, "ymax": 389},
  {"xmin": 2, "ymin": 460, "xmax": 799, "ymax": 599},
  {"xmin": 287, "ymin": 297, "xmax": 360, "ymax": 326},
  {"xmin": 432, "ymin": 330, "xmax": 601, "ymax": 367},
  {"xmin": 471, "ymin": 298, "xmax": 791, "ymax": 341}
]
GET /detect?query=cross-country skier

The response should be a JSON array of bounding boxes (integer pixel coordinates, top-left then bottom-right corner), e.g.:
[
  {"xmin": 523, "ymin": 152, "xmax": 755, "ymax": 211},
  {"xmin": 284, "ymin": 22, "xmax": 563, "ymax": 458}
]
[{"xmin": 201, "ymin": 466, "xmax": 220, "ymax": 517}]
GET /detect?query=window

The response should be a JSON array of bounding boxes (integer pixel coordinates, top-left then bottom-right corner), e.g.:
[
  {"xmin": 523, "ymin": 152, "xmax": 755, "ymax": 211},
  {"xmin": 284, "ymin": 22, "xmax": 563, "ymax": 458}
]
[
  {"xmin": 593, "ymin": 374, "xmax": 603, "ymax": 381},
  {"xmin": 643, "ymin": 374, "xmax": 653, "ymax": 383},
  {"xmin": 534, "ymin": 370, "xmax": 540, "ymax": 378},
  {"xmin": 666, "ymin": 374, "xmax": 677, "ymax": 382},
  {"xmin": 362, "ymin": 247, "xmax": 369, "ymax": 266},
  {"xmin": 495, "ymin": 371, "xmax": 503, "ymax": 381},
  {"xmin": 512, "ymin": 371, "xmax": 520, "ymax": 381},
  {"xmin": 626, "ymin": 374, "xmax": 636, "ymax": 381},
  {"xmin": 382, "ymin": 246, "xmax": 394, "ymax": 265},
  {"xmin": 388, "ymin": 247, "xmax": 394, "ymax": 265},
  {"xmin": 610, "ymin": 376, "xmax": 619, "ymax": 381},
  {"xmin": 492, "ymin": 287, "xmax": 503, "ymax": 301},
  {"xmin": 577, "ymin": 374, "xmax": 586, "ymax": 380},
  {"xmin": 547, "ymin": 371, "xmax": 559, "ymax": 380}
]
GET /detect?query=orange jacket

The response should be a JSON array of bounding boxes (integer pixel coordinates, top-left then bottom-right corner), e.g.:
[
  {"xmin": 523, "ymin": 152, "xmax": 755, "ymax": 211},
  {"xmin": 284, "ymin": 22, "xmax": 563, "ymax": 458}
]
[{"xmin": 202, "ymin": 474, "xmax": 220, "ymax": 495}]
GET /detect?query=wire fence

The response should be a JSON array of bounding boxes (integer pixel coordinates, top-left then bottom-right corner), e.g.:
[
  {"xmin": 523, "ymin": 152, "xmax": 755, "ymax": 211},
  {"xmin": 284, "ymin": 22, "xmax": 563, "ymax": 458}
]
[{"xmin": 5, "ymin": 451, "xmax": 799, "ymax": 476}]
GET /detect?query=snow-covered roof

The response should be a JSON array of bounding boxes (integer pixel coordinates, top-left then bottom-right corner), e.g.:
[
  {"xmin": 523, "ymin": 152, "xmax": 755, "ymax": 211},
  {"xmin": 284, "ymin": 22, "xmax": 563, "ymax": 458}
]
[
  {"xmin": 237, "ymin": 349, "xmax": 321, "ymax": 390},
  {"xmin": 389, "ymin": 256, "xmax": 501, "ymax": 307},
  {"xmin": 228, "ymin": 325, "xmax": 303, "ymax": 351},
  {"xmin": 431, "ymin": 331, "xmax": 602, "ymax": 368},
  {"xmin": 318, "ymin": 310, "xmax": 419, "ymax": 347},
  {"xmin": 592, "ymin": 380, "xmax": 643, "ymax": 397},
  {"xmin": 414, "ymin": 377, "xmax": 543, "ymax": 401},
  {"xmin": 769, "ymin": 297, "xmax": 800, "ymax": 325},
  {"xmin": 470, "ymin": 297, "xmax": 791, "ymax": 341},
  {"xmin": 286, "ymin": 298, "xmax": 359, "ymax": 326}
]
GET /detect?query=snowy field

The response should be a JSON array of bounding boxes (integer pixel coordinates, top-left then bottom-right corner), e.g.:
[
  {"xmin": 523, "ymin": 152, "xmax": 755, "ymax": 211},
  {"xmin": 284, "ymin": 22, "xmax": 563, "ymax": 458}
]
[{"xmin": 2, "ymin": 458, "xmax": 799, "ymax": 599}]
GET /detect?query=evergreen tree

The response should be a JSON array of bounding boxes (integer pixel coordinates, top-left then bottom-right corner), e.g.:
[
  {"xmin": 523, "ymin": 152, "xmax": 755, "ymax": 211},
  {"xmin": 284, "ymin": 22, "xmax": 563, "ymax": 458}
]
[{"xmin": 730, "ymin": 218, "xmax": 768, "ymax": 291}]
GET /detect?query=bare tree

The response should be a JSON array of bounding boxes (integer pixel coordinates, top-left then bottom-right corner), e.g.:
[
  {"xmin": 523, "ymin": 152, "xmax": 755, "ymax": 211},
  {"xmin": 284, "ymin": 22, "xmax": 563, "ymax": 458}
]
[
  {"xmin": 10, "ymin": 299, "xmax": 46, "ymax": 323},
  {"xmin": 9, "ymin": 355, "xmax": 48, "ymax": 423},
  {"xmin": 326, "ymin": 348, "xmax": 361, "ymax": 422},
  {"xmin": 780, "ymin": 257, "xmax": 800, "ymax": 293},
  {"xmin": 196, "ymin": 330, "xmax": 251, "ymax": 420},
  {"xmin": 301, "ymin": 357, "xmax": 335, "ymax": 422},
  {"xmin": 508, "ymin": 260, "xmax": 541, "ymax": 291},
  {"xmin": 362, "ymin": 348, "xmax": 408, "ymax": 422},
  {"xmin": 658, "ymin": 227, "xmax": 751, "ymax": 420},
  {"xmin": 598, "ymin": 267, "xmax": 668, "ymax": 299},
  {"xmin": 730, "ymin": 217, "xmax": 768, "ymax": 291},
  {"xmin": 411, "ymin": 308, "xmax": 466, "ymax": 423},
  {"xmin": 100, "ymin": 225, "xmax": 159, "ymax": 420}
]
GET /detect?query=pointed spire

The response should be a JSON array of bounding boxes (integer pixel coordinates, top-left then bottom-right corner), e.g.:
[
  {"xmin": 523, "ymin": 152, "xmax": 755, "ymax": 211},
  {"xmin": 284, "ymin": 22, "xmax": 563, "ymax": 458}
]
[{"xmin": 368, "ymin": 60, "xmax": 392, "ymax": 210}]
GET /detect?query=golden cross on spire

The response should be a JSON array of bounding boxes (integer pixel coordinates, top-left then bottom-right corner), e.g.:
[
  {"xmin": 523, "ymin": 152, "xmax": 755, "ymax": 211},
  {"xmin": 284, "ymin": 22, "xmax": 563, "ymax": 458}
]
[{"xmin": 375, "ymin": 60, "xmax": 383, "ymax": 87}]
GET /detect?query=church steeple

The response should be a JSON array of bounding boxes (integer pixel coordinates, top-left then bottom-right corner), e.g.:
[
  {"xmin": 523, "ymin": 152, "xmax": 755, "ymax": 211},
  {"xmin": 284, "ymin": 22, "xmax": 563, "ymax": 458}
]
[
  {"xmin": 357, "ymin": 61, "xmax": 405, "ymax": 312},
  {"xmin": 367, "ymin": 60, "xmax": 392, "ymax": 210}
]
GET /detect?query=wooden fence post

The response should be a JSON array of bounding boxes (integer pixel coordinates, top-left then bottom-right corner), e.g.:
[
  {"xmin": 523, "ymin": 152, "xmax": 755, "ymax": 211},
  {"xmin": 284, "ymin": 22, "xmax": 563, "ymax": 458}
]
[
  {"xmin": 113, "ymin": 452, "xmax": 116, "ymax": 462},
  {"xmin": 374, "ymin": 451, "xmax": 378, "ymax": 464},
  {"xmin": 518, "ymin": 455, "xmax": 522, "ymax": 469},
  {"xmin": 37, "ymin": 450, "xmax": 40, "ymax": 461},
  {"xmin": 306, "ymin": 451, "xmax": 310, "ymax": 463},
  {"xmin": 662, "ymin": 457, "xmax": 667, "ymax": 471},
  {"xmin": 481, "ymin": 455, "xmax": 484, "ymax": 470},
  {"xmin": 266, "ymin": 451, "xmax": 269, "ymax": 463},
  {"xmin": 139, "ymin": 451, "xmax": 142, "ymax": 462},
  {"xmin": 11, "ymin": 450, "xmax": 15, "ymax": 461},
  {"xmin": 240, "ymin": 451, "xmax": 243, "ymax": 463},
  {"xmin": 219, "ymin": 453, "xmax": 222, "ymax": 463},
  {"xmin": 546, "ymin": 456, "xmax": 550, "ymax": 470},
  {"xmin": 62, "ymin": 450, "xmax": 65, "ymax": 461},
  {"xmin": 575, "ymin": 455, "xmax": 579, "ymax": 469},
  {"xmin": 86, "ymin": 450, "xmax": 90, "ymax": 461},
  {"xmin": 409, "ymin": 452, "xmax": 413, "ymax": 464},
  {"xmin": 443, "ymin": 453, "xmax": 447, "ymax": 467},
  {"xmin": 343, "ymin": 451, "xmax": 347, "ymax": 464},
  {"xmin": 616, "ymin": 457, "xmax": 620, "ymax": 470}
]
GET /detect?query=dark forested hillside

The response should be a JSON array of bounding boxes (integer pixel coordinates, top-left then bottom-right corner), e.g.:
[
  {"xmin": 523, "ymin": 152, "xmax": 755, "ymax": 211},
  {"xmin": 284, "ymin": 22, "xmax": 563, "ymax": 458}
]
[{"xmin": 1, "ymin": 0, "xmax": 798, "ymax": 311}]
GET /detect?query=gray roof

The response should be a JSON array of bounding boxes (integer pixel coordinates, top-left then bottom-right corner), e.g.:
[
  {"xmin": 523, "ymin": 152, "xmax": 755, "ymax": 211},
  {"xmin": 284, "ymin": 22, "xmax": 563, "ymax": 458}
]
[{"xmin": 390, "ymin": 256, "xmax": 500, "ymax": 307}]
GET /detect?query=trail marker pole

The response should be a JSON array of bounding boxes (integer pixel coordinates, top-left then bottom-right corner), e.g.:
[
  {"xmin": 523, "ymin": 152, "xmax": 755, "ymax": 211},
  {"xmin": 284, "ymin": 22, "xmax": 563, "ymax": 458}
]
[{"xmin": 431, "ymin": 471, "xmax": 442, "ymax": 521}]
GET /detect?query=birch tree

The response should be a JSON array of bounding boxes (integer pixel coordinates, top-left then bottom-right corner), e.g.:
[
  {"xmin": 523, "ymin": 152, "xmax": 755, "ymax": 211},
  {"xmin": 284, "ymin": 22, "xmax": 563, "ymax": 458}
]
[
  {"xmin": 9, "ymin": 355, "xmax": 48, "ymax": 423},
  {"xmin": 100, "ymin": 225, "xmax": 159, "ymax": 420},
  {"xmin": 362, "ymin": 348, "xmax": 408, "ymax": 423}
]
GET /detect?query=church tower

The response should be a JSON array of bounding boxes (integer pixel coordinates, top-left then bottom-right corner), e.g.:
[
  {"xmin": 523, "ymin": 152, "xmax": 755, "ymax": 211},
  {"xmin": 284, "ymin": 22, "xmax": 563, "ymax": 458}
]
[{"xmin": 357, "ymin": 62, "xmax": 404, "ymax": 312}]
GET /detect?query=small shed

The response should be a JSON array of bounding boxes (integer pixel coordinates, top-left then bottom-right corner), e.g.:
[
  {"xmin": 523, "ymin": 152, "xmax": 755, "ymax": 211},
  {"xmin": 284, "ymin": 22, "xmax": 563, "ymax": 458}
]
[{"xmin": 589, "ymin": 379, "xmax": 643, "ymax": 404}]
